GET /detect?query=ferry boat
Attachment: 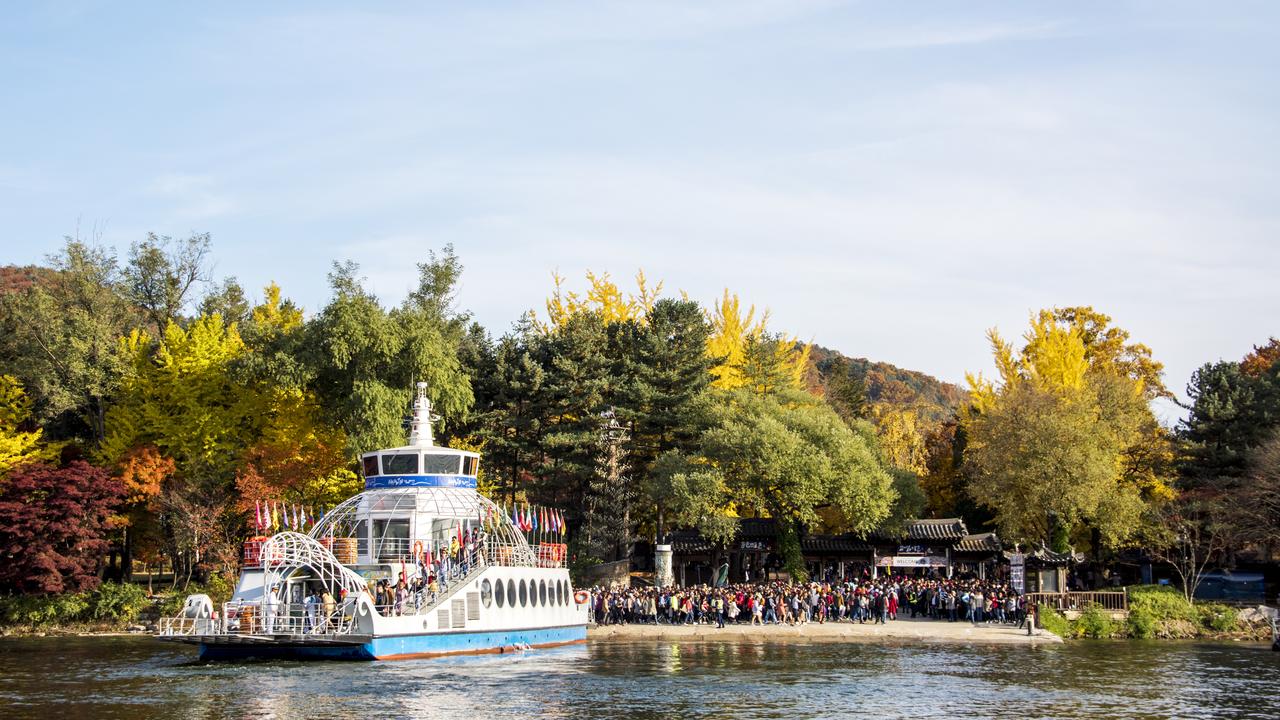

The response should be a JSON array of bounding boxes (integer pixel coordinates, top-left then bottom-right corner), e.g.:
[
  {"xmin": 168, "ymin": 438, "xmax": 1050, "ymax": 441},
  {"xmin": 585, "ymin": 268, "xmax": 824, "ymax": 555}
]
[{"xmin": 158, "ymin": 383, "xmax": 588, "ymax": 660}]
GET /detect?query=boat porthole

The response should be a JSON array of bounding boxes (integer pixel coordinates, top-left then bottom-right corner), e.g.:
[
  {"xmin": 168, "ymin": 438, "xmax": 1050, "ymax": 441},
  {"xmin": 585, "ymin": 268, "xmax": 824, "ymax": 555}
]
[
  {"xmin": 539, "ymin": 579, "xmax": 547, "ymax": 606},
  {"xmin": 519, "ymin": 579, "xmax": 528, "ymax": 607},
  {"xmin": 508, "ymin": 579, "xmax": 516, "ymax": 608},
  {"xmin": 481, "ymin": 579, "xmax": 493, "ymax": 608},
  {"xmin": 495, "ymin": 578, "xmax": 505, "ymax": 608},
  {"xmin": 557, "ymin": 580, "xmax": 564, "ymax": 605}
]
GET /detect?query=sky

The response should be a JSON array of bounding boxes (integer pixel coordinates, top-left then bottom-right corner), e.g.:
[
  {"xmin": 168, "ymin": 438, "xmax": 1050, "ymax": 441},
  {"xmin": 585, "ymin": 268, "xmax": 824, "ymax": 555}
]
[{"xmin": 3, "ymin": 1, "xmax": 1278, "ymax": 422}]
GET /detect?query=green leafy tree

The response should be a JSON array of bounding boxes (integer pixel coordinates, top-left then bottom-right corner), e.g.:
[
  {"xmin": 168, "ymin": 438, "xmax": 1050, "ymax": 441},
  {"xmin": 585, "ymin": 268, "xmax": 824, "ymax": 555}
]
[
  {"xmin": 0, "ymin": 239, "xmax": 137, "ymax": 441},
  {"xmin": 302, "ymin": 254, "xmax": 473, "ymax": 458},
  {"xmin": 122, "ymin": 232, "xmax": 213, "ymax": 332},
  {"xmin": 693, "ymin": 388, "xmax": 895, "ymax": 579}
]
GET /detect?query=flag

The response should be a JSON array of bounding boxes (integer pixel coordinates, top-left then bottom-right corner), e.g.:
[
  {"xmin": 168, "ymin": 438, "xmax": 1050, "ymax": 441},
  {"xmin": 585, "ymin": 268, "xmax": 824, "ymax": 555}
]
[
  {"xmin": 254, "ymin": 500, "xmax": 262, "ymax": 531},
  {"xmin": 271, "ymin": 502, "xmax": 279, "ymax": 530},
  {"xmin": 560, "ymin": 509, "xmax": 567, "ymax": 536}
]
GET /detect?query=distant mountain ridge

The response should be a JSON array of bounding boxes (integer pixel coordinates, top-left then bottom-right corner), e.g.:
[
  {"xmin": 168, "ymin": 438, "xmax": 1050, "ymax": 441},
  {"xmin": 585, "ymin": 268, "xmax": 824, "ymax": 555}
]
[{"xmin": 809, "ymin": 344, "xmax": 967, "ymax": 423}]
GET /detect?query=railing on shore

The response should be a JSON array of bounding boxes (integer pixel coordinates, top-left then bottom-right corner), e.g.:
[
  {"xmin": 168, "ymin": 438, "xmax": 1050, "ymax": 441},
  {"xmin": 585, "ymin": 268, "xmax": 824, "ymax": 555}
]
[{"xmin": 1028, "ymin": 591, "xmax": 1128, "ymax": 612}]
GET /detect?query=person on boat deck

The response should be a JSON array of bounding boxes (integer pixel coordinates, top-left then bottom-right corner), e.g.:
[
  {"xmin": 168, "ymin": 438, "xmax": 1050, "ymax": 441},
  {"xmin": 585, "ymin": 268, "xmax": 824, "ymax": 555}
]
[
  {"xmin": 304, "ymin": 590, "xmax": 318, "ymax": 633},
  {"xmin": 320, "ymin": 589, "xmax": 336, "ymax": 632},
  {"xmin": 263, "ymin": 585, "xmax": 281, "ymax": 633},
  {"xmin": 395, "ymin": 581, "xmax": 408, "ymax": 616}
]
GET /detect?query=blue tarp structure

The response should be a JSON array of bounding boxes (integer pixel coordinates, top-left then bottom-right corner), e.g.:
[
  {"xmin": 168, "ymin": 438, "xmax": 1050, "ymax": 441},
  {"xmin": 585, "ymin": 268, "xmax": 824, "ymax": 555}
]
[{"xmin": 1193, "ymin": 571, "xmax": 1266, "ymax": 603}]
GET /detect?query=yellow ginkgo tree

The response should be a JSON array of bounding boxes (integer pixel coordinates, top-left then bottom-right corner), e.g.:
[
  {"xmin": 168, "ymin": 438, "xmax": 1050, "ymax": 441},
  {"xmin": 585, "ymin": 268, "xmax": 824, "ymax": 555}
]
[
  {"xmin": 0, "ymin": 375, "xmax": 58, "ymax": 476},
  {"xmin": 962, "ymin": 307, "xmax": 1174, "ymax": 551},
  {"xmin": 706, "ymin": 290, "xmax": 810, "ymax": 393}
]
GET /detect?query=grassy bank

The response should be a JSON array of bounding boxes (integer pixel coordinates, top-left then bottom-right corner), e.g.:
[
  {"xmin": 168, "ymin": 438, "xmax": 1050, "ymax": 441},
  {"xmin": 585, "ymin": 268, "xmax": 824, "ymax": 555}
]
[
  {"xmin": 1037, "ymin": 585, "xmax": 1271, "ymax": 641},
  {"xmin": 0, "ymin": 575, "xmax": 235, "ymax": 636}
]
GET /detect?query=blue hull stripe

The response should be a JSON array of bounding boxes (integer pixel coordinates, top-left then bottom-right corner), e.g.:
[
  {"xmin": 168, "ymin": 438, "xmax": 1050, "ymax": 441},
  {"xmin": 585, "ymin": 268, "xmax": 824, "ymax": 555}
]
[{"xmin": 198, "ymin": 625, "xmax": 586, "ymax": 661}]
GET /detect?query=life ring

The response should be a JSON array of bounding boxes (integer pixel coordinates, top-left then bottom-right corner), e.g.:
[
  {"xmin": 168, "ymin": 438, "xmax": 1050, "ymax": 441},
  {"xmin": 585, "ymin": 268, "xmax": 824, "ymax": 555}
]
[{"xmin": 573, "ymin": 590, "xmax": 589, "ymax": 605}]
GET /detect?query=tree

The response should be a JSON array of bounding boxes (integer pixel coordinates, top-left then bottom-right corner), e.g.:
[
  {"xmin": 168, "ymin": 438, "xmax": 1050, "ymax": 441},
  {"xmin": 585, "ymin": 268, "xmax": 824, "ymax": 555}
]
[
  {"xmin": 694, "ymin": 388, "xmax": 895, "ymax": 579},
  {"xmin": 528, "ymin": 312, "xmax": 612, "ymax": 508},
  {"xmin": 965, "ymin": 378, "xmax": 1147, "ymax": 549},
  {"xmin": 822, "ymin": 356, "xmax": 868, "ymax": 424},
  {"xmin": 1240, "ymin": 337, "xmax": 1280, "ymax": 378},
  {"xmin": 535, "ymin": 270, "xmax": 662, "ymax": 333},
  {"xmin": 871, "ymin": 405, "xmax": 928, "ymax": 475},
  {"xmin": 1181, "ymin": 358, "xmax": 1280, "ymax": 488},
  {"xmin": 964, "ymin": 312, "xmax": 1166, "ymax": 549},
  {"xmin": 122, "ymin": 232, "xmax": 213, "ymax": 332},
  {"xmin": 99, "ymin": 315, "xmax": 257, "ymax": 480},
  {"xmin": 705, "ymin": 290, "xmax": 810, "ymax": 392},
  {"xmin": 199, "ymin": 277, "xmax": 251, "ymax": 325},
  {"xmin": 0, "ymin": 461, "xmax": 125, "ymax": 594},
  {"xmin": 612, "ymin": 298, "xmax": 716, "ymax": 541},
  {"xmin": 0, "ymin": 375, "xmax": 56, "ymax": 475},
  {"xmin": 1240, "ymin": 428, "xmax": 1280, "ymax": 556},
  {"xmin": 1145, "ymin": 495, "xmax": 1233, "ymax": 604},
  {"xmin": 0, "ymin": 239, "xmax": 137, "ymax": 441},
  {"xmin": 470, "ymin": 331, "xmax": 547, "ymax": 502},
  {"xmin": 302, "ymin": 256, "xmax": 474, "ymax": 458}
]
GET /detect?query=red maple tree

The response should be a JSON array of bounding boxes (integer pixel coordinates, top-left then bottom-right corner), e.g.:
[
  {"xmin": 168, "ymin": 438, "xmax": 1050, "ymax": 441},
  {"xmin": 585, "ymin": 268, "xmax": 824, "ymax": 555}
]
[{"xmin": 0, "ymin": 461, "xmax": 125, "ymax": 594}]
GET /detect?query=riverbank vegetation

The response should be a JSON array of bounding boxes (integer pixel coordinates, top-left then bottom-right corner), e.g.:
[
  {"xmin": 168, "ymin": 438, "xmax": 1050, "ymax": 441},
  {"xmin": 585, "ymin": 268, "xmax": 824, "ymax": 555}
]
[
  {"xmin": 1037, "ymin": 585, "xmax": 1270, "ymax": 641},
  {"xmin": 1, "ymin": 235, "xmax": 1278, "ymax": 629}
]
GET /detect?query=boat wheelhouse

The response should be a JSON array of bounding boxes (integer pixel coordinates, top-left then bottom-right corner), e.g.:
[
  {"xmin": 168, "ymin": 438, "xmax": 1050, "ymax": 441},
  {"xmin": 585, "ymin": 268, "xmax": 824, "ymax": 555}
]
[{"xmin": 158, "ymin": 383, "xmax": 587, "ymax": 660}]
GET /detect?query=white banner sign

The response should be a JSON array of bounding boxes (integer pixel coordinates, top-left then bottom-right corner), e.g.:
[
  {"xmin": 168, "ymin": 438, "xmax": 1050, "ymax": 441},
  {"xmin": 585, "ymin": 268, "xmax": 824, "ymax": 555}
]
[{"xmin": 876, "ymin": 555, "xmax": 948, "ymax": 568}]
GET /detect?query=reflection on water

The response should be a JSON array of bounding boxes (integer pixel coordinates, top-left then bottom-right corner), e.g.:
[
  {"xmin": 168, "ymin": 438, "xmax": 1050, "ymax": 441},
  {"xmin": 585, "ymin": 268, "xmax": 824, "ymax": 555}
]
[{"xmin": 0, "ymin": 636, "xmax": 1277, "ymax": 719}]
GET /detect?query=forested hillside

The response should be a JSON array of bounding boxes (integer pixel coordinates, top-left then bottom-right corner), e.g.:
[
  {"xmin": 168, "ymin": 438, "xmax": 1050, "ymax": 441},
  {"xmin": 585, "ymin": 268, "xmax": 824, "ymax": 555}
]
[{"xmin": 809, "ymin": 344, "xmax": 966, "ymax": 423}]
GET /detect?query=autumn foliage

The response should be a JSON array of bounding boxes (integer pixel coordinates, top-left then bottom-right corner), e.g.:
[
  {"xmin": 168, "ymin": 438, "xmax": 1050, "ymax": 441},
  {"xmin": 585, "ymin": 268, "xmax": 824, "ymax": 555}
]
[{"xmin": 0, "ymin": 461, "xmax": 125, "ymax": 594}]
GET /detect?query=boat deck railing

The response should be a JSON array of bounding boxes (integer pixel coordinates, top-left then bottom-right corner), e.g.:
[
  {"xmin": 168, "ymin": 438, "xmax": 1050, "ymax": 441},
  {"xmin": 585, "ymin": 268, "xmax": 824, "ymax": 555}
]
[{"xmin": 158, "ymin": 599, "xmax": 360, "ymax": 638}]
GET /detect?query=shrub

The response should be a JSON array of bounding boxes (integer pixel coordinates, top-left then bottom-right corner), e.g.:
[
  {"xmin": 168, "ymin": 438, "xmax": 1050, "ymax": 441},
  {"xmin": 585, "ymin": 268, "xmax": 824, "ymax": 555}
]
[
  {"xmin": 1037, "ymin": 605, "xmax": 1072, "ymax": 638},
  {"xmin": 0, "ymin": 592, "xmax": 89, "ymax": 627},
  {"xmin": 1127, "ymin": 585, "xmax": 1197, "ymax": 625},
  {"xmin": 0, "ymin": 583, "xmax": 152, "ymax": 628},
  {"xmin": 1127, "ymin": 606, "xmax": 1156, "ymax": 639},
  {"xmin": 1077, "ymin": 603, "xmax": 1118, "ymax": 639},
  {"xmin": 87, "ymin": 582, "xmax": 150, "ymax": 623},
  {"xmin": 1198, "ymin": 603, "xmax": 1239, "ymax": 633}
]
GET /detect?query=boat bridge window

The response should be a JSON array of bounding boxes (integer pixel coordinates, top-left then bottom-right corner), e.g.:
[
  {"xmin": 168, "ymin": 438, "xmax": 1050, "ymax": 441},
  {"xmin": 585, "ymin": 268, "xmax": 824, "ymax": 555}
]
[
  {"xmin": 355, "ymin": 519, "xmax": 369, "ymax": 558},
  {"xmin": 382, "ymin": 453, "xmax": 419, "ymax": 475},
  {"xmin": 362, "ymin": 456, "xmax": 380, "ymax": 477},
  {"xmin": 423, "ymin": 454, "xmax": 461, "ymax": 474},
  {"xmin": 373, "ymin": 519, "xmax": 410, "ymax": 559},
  {"xmin": 462, "ymin": 456, "xmax": 479, "ymax": 476}
]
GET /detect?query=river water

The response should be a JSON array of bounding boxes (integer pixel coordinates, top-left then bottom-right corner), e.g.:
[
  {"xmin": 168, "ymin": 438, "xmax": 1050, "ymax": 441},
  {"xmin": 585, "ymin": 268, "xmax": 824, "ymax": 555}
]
[{"xmin": 1, "ymin": 636, "xmax": 1277, "ymax": 719}]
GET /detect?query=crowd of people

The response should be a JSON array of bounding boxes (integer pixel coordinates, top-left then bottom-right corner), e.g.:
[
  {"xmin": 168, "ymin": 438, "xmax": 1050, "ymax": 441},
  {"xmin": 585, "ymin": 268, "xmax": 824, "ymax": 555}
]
[{"xmin": 586, "ymin": 576, "xmax": 1030, "ymax": 628}]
